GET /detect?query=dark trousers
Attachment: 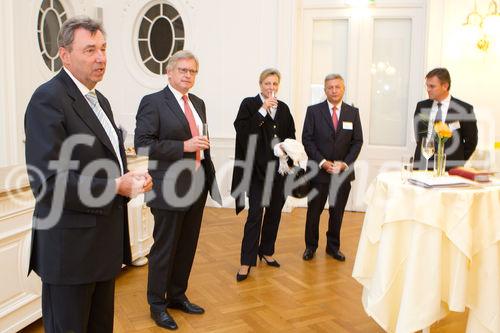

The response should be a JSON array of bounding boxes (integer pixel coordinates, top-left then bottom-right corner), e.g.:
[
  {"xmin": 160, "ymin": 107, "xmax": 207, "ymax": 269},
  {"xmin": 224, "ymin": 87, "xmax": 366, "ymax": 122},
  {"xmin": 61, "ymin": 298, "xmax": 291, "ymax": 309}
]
[
  {"xmin": 305, "ymin": 179, "xmax": 351, "ymax": 252},
  {"xmin": 240, "ymin": 177, "xmax": 286, "ymax": 266},
  {"xmin": 41, "ymin": 279, "xmax": 115, "ymax": 333},
  {"xmin": 147, "ymin": 188, "xmax": 208, "ymax": 313}
]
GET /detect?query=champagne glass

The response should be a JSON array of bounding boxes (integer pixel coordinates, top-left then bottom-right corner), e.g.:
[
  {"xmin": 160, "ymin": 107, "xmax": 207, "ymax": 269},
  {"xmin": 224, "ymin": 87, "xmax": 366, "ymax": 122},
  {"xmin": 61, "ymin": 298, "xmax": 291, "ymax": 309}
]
[
  {"xmin": 421, "ymin": 137, "xmax": 435, "ymax": 172},
  {"xmin": 196, "ymin": 123, "xmax": 209, "ymax": 153},
  {"xmin": 270, "ymin": 91, "xmax": 277, "ymax": 115},
  {"xmin": 202, "ymin": 123, "xmax": 209, "ymax": 138}
]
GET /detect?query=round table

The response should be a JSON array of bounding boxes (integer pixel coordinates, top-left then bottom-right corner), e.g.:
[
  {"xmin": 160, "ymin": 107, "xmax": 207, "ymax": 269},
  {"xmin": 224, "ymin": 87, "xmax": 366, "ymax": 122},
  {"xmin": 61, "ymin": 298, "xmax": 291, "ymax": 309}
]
[{"xmin": 352, "ymin": 171, "xmax": 500, "ymax": 333}]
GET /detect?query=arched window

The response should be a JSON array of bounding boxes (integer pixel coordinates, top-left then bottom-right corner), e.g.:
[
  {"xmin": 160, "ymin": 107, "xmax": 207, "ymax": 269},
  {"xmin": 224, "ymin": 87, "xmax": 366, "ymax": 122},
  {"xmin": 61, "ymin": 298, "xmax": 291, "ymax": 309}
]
[
  {"xmin": 37, "ymin": 0, "xmax": 67, "ymax": 72},
  {"xmin": 137, "ymin": 2, "xmax": 185, "ymax": 75}
]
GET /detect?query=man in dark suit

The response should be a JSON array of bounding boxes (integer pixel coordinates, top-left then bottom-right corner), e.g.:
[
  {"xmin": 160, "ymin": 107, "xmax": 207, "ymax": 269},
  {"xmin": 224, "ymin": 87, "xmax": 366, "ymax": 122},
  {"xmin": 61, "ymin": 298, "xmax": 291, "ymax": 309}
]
[
  {"xmin": 302, "ymin": 74, "xmax": 363, "ymax": 262},
  {"xmin": 135, "ymin": 50, "xmax": 221, "ymax": 330},
  {"xmin": 413, "ymin": 67, "xmax": 478, "ymax": 170},
  {"xmin": 24, "ymin": 16, "xmax": 152, "ymax": 332}
]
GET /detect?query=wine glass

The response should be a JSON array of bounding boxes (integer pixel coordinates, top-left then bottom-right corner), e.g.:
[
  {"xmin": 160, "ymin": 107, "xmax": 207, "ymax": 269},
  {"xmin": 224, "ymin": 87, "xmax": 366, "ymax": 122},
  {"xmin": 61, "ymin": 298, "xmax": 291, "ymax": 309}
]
[{"xmin": 421, "ymin": 137, "xmax": 435, "ymax": 172}]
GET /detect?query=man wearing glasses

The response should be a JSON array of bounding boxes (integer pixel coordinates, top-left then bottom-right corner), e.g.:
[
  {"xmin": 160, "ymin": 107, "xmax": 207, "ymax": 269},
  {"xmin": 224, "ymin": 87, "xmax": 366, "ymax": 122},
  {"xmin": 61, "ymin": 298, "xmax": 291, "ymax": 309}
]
[{"xmin": 135, "ymin": 50, "xmax": 221, "ymax": 330}]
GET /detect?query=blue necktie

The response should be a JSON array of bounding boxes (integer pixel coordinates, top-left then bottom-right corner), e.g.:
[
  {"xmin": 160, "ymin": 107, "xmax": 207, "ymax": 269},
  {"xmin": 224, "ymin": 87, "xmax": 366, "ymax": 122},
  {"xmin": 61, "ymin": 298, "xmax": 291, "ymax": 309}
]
[{"xmin": 435, "ymin": 102, "xmax": 443, "ymax": 123}]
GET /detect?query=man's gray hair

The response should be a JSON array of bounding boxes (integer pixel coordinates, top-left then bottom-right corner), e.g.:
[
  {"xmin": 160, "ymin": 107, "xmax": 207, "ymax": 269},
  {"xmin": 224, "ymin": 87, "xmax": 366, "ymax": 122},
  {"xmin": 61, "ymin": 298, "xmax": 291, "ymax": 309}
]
[
  {"xmin": 259, "ymin": 68, "xmax": 281, "ymax": 84},
  {"xmin": 58, "ymin": 16, "xmax": 105, "ymax": 51},
  {"xmin": 324, "ymin": 73, "xmax": 344, "ymax": 85},
  {"xmin": 166, "ymin": 50, "xmax": 199, "ymax": 73}
]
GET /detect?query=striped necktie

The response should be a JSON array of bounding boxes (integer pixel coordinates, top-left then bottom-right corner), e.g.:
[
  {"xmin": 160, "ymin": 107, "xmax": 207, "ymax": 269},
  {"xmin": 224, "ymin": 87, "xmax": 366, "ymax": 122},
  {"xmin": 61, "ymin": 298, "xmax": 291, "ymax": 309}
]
[{"xmin": 85, "ymin": 91, "xmax": 123, "ymax": 174}]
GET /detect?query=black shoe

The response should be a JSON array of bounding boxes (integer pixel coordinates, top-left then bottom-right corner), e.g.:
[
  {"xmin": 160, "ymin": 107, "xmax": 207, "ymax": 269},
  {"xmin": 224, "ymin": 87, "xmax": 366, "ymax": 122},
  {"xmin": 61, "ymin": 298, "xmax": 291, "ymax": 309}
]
[
  {"xmin": 326, "ymin": 249, "xmax": 346, "ymax": 262},
  {"xmin": 259, "ymin": 254, "xmax": 280, "ymax": 267},
  {"xmin": 150, "ymin": 310, "xmax": 178, "ymax": 330},
  {"xmin": 236, "ymin": 266, "xmax": 251, "ymax": 282},
  {"xmin": 167, "ymin": 300, "xmax": 205, "ymax": 314},
  {"xmin": 302, "ymin": 248, "xmax": 316, "ymax": 260},
  {"xmin": 302, "ymin": 248, "xmax": 315, "ymax": 261}
]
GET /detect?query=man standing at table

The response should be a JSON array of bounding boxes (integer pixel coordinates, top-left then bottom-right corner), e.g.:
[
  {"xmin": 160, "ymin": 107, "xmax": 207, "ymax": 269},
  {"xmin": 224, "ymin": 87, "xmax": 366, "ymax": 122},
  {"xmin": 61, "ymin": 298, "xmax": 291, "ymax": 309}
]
[
  {"xmin": 413, "ymin": 67, "xmax": 478, "ymax": 170},
  {"xmin": 25, "ymin": 16, "xmax": 152, "ymax": 332},
  {"xmin": 135, "ymin": 50, "xmax": 221, "ymax": 330},
  {"xmin": 301, "ymin": 74, "xmax": 363, "ymax": 262}
]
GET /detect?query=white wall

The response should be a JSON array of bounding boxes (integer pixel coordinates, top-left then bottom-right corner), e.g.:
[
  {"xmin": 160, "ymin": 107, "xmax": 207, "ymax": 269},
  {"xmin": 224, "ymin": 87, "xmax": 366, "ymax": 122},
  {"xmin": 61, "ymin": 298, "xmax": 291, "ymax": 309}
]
[
  {"xmin": 0, "ymin": 0, "xmax": 291, "ymax": 163},
  {"xmin": 0, "ymin": 0, "xmax": 16, "ymax": 166},
  {"xmin": 97, "ymin": 0, "xmax": 285, "ymax": 142},
  {"xmin": 427, "ymin": 0, "xmax": 500, "ymax": 166},
  {"xmin": 1, "ymin": 0, "xmax": 498, "ymax": 169},
  {"xmin": 0, "ymin": 0, "xmax": 96, "ymax": 168}
]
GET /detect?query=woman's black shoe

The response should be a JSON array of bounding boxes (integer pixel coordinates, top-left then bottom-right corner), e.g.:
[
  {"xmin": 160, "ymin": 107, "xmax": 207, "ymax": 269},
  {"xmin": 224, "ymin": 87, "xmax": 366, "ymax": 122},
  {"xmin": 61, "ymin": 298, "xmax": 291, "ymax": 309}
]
[
  {"xmin": 236, "ymin": 266, "xmax": 251, "ymax": 282},
  {"xmin": 259, "ymin": 254, "xmax": 280, "ymax": 267}
]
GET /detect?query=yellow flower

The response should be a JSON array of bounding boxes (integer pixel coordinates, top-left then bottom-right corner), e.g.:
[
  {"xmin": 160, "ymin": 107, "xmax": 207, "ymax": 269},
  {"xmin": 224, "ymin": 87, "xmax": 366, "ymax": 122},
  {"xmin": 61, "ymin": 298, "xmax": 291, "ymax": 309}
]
[{"xmin": 434, "ymin": 121, "xmax": 452, "ymax": 139}]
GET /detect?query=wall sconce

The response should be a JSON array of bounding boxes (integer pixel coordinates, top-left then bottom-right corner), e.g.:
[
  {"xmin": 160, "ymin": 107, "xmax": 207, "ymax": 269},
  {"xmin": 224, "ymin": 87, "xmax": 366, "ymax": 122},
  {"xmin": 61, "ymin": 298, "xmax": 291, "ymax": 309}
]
[
  {"xmin": 463, "ymin": 0, "xmax": 500, "ymax": 51},
  {"xmin": 483, "ymin": 1, "xmax": 500, "ymax": 36}
]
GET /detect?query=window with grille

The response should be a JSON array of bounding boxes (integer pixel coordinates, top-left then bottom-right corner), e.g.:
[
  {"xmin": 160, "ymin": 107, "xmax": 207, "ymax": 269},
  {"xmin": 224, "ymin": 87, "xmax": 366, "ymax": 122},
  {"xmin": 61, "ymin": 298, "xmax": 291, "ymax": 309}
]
[{"xmin": 137, "ymin": 2, "xmax": 185, "ymax": 75}]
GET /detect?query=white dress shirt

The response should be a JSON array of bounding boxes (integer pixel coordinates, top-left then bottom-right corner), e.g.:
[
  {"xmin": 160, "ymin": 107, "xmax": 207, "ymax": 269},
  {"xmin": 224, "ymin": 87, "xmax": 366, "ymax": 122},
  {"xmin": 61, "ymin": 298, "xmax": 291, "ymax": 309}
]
[
  {"xmin": 426, "ymin": 94, "xmax": 451, "ymax": 138},
  {"xmin": 327, "ymin": 100, "xmax": 342, "ymax": 120},
  {"xmin": 64, "ymin": 67, "xmax": 124, "ymax": 174}
]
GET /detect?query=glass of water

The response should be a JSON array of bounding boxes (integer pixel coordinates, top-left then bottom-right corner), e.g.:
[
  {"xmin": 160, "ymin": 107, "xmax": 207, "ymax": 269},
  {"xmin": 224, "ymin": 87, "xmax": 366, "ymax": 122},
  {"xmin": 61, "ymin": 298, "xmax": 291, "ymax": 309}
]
[{"xmin": 401, "ymin": 156, "xmax": 414, "ymax": 183}]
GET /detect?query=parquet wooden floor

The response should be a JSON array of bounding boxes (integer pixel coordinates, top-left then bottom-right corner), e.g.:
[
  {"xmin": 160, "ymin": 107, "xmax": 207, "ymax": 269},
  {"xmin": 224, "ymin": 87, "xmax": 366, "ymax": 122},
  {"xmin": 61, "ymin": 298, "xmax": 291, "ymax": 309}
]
[{"xmin": 21, "ymin": 207, "xmax": 467, "ymax": 332}]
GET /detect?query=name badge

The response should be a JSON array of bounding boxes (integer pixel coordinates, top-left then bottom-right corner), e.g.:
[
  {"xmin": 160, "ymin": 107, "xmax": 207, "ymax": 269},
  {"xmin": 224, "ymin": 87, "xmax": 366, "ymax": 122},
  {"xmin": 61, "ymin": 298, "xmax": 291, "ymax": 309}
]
[
  {"xmin": 343, "ymin": 121, "xmax": 353, "ymax": 130},
  {"xmin": 449, "ymin": 121, "xmax": 461, "ymax": 130}
]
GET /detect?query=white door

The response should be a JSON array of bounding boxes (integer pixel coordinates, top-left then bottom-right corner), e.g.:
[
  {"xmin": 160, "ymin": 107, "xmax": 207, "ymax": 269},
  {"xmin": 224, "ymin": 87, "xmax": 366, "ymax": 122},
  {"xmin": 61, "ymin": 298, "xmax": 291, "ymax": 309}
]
[{"xmin": 296, "ymin": 1, "xmax": 427, "ymax": 211}]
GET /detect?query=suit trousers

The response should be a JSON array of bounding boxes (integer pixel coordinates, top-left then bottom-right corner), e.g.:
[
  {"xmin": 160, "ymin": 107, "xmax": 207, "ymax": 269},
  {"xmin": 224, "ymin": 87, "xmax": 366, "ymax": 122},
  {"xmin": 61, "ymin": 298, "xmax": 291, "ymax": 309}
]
[
  {"xmin": 147, "ymin": 187, "xmax": 208, "ymax": 313},
  {"xmin": 240, "ymin": 176, "xmax": 286, "ymax": 266},
  {"xmin": 305, "ymin": 178, "xmax": 351, "ymax": 252},
  {"xmin": 41, "ymin": 279, "xmax": 115, "ymax": 333}
]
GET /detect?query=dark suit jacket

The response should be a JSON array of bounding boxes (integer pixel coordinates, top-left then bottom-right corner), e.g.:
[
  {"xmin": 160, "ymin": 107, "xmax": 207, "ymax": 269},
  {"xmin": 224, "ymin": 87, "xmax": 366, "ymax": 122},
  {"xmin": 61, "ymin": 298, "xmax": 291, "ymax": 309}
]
[
  {"xmin": 231, "ymin": 95, "xmax": 296, "ymax": 214},
  {"xmin": 302, "ymin": 101, "xmax": 363, "ymax": 184},
  {"xmin": 24, "ymin": 69, "xmax": 131, "ymax": 285},
  {"xmin": 134, "ymin": 86, "xmax": 221, "ymax": 210},
  {"xmin": 413, "ymin": 96, "xmax": 478, "ymax": 170}
]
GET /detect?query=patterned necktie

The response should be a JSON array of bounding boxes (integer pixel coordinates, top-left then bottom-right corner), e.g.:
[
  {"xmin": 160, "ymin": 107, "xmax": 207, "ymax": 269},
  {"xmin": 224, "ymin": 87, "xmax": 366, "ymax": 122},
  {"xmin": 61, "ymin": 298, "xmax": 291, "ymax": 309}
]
[
  {"xmin": 182, "ymin": 95, "xmax": 201, "ymax": 168},
  {"xmin": 332, "ymin": 106, "xmax": 339, "ymax": 131},
  {"xmin": 85, "ymin": 91, "xmax": 123, "ymax": 174},
  {"xmin": 435, "ymin": 102, "xmax": 443, "ymax": 123}
]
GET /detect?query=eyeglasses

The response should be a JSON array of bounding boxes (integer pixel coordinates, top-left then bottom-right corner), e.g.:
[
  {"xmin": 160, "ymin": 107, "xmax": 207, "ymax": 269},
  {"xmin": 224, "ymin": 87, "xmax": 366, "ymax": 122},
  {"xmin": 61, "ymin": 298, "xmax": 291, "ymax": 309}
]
[{"xmin": 177, "ymin": 67, "xmax": 198, "ymax": 75}]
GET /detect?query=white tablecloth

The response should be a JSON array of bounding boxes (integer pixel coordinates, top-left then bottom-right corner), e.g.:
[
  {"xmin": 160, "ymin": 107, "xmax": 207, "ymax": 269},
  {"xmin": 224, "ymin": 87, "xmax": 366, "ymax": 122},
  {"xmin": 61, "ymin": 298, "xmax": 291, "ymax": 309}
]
[{"xmin": 352, "ymin": 171, "xmax": 500, "ymax": 333}]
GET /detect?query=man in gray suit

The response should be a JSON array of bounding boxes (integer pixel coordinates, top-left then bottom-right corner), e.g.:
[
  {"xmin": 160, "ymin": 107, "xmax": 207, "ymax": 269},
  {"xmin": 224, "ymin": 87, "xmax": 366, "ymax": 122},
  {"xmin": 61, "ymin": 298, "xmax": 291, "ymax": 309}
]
[{"xmin": 135, "ymin": 50, "xmax": 221, "ymax": 330}]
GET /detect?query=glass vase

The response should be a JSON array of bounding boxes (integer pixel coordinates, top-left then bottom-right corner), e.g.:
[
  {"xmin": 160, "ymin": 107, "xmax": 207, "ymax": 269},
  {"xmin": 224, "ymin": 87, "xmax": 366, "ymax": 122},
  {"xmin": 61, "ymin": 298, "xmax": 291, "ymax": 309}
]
[{"xmin": 433, "ymin": 152, "xmax": 446, "ymax": 176}]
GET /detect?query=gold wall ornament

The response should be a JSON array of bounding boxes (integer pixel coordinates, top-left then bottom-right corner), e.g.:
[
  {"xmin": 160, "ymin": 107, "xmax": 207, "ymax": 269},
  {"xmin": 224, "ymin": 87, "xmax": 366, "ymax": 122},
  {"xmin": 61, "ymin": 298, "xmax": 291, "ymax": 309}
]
[
  {"xmin": 477, "ymin": 35, "xmax": 491, "ymax": 50},
  {"xmin": 463, "ymin": 0, "xmax": 500, "ymax": 52}
]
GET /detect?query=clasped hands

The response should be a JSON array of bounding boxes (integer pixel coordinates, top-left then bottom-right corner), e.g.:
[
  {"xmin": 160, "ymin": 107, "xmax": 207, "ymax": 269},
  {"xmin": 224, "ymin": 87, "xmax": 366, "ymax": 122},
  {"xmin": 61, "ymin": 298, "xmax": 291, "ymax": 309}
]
[
  {"xmin": 116, "ymin": 170, "xmax": 153, "ymax": 198},
  {"xmin": 322, "ymin": 160, "xmax": 347, "ymax": 174}
]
